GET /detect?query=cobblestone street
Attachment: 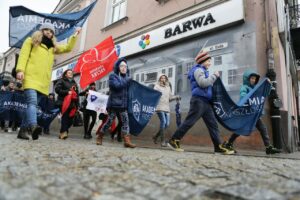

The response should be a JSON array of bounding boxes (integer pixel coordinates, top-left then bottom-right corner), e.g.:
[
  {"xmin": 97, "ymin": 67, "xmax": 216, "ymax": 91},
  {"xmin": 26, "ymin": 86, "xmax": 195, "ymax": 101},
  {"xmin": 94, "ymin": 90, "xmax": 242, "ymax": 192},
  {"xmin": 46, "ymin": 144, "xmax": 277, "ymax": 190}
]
[{"xmin": 0, "ymin": 131, "xmax": 300, "ymax": 200}]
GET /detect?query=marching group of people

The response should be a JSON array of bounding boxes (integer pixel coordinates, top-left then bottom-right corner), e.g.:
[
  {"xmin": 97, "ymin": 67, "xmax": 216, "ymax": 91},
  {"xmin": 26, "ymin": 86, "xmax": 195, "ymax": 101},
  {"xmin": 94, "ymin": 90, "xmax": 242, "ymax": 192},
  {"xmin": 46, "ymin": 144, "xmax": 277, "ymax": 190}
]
[{"xmin": 0, "ymin": 22, "xmax": 281, "ymax": 155}]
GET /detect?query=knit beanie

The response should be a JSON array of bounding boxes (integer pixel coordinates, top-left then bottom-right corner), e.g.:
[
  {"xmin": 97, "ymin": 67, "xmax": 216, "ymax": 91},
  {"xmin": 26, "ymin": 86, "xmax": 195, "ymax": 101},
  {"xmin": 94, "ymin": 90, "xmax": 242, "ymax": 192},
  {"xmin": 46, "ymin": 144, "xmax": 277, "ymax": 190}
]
[
  {"xmin": 195, "ymin": 50, "xmax": 211, "ymax": 64},
  {"xmin": 40, "ymin": 22, "xmax": 55, "ymax": 34}
]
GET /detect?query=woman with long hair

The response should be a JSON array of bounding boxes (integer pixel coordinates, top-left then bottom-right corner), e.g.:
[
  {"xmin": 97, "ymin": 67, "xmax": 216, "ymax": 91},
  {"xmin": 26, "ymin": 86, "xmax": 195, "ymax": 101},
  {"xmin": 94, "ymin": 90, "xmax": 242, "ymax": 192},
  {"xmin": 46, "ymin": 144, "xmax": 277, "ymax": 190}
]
[{"xmin": 16, "ymin": 23, "xmax": 80, "ymax": 140}]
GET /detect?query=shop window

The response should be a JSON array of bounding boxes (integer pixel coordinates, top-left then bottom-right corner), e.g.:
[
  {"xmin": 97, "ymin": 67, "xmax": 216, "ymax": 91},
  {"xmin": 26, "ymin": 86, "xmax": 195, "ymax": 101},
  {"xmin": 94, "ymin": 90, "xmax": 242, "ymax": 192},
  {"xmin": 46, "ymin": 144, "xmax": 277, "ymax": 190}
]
[
  {"xmin": 214, "ymin": 56, "xmax": 222, "ymax": 65},
  {"xmin": 177, "ymin": 64, "xmax": 182, "ymax": 75},
  {"xmin": 168, "ymin": 68, "xmax": 173, "ymax": 78},
  {"xmin": 98, "ymin": 82, "xmax": 102, "ymax": 90},
  {"xmin": 141, "ymin": 73, "xmax": 144, "ymax": 82},
  {"xmin": 219, "ymin": 71, "xmax": 223, "ymax": 79},
  {"xmin": 110, "ymin": 0, "xmax": 127, "ymax": 24},
  {"xmin": 135, "ymin": 74, "xmax": 139, "ymax": 82},
  {"xmin": 145, "ymin": 72, "xmax": 157, "ymax": 83},
  {"xmin": 228, "ymin": 69, "xmax": 237, "ymax": 85}
]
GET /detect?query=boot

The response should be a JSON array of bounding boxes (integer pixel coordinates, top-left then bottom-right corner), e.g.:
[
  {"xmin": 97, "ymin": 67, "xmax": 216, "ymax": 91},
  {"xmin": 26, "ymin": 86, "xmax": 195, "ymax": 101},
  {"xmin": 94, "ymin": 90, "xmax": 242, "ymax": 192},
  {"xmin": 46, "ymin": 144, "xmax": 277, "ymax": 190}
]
[
  {"xmin": 29, "ymin": 125, "xmax": 42, "ymax": 140},
  {"xmin": 96, "ymin": 131, "xmax": 104, "ymax": 145},
  {"xmin": 160, "ymin": 129, "xmax": 167, "ymax": 147},
  {"xmin": 123, "ymin": 134, "xmax": 136, "ymax": 148},
  {"xmin": 266, "ymin": 145, "xmax": 281, "ymax": 155},
  {"xmin": 117, "ymin": 132, "xmax": 122, "ymax": 142},
  {"xmin": 152, "ymin": 130, "xmax": 161, "ymax": 144},
  {"xmin": 59, "ymin": 131, "xmax": 68, "ymax": 140},
  {"xmin": 17, "ymin": 128, "xmax": 30, "ymax": 140}
]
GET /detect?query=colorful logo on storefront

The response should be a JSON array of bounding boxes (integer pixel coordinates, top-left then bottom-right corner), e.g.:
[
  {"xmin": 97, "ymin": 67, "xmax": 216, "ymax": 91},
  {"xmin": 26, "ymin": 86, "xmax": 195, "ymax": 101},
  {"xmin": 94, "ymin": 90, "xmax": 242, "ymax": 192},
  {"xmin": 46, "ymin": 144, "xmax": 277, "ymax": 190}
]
[{"xmin": 138, "ymin": 34, "xmax": 150, "ymax": 49}]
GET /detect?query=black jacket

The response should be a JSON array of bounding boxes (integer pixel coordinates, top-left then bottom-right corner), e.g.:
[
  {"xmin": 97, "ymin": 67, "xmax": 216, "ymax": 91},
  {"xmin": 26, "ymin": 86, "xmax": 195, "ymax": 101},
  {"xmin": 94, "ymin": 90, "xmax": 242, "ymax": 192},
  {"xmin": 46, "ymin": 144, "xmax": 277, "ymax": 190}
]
[{"xmin": 55, "ymin": 77, "xmax": 79, "ymax": 109}]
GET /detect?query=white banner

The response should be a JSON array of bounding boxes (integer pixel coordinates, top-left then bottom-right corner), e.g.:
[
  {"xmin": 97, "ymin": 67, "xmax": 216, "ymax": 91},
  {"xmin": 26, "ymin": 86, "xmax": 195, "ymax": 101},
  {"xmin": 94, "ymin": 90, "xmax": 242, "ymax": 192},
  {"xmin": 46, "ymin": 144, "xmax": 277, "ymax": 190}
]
[{"xmin": 86, "ymin": 90, "xmax": 108, "ymax": 113}]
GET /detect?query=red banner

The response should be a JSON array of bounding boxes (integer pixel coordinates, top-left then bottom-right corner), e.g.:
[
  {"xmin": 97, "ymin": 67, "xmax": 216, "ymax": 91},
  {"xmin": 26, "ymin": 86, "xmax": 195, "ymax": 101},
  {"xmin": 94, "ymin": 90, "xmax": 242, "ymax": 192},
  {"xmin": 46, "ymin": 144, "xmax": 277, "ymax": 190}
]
[{"xmin": 74, "ymin": 36, "xmax": 118, "ymax": 89}]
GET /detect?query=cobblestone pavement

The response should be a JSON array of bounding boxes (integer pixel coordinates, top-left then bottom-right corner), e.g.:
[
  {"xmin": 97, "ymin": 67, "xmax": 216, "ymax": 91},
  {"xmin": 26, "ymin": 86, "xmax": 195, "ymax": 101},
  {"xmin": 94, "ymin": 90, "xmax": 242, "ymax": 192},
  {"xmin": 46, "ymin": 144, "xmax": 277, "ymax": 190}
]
[{"xmin": 0, "ymin": 132, "xmax": 300, "ymax": 200}]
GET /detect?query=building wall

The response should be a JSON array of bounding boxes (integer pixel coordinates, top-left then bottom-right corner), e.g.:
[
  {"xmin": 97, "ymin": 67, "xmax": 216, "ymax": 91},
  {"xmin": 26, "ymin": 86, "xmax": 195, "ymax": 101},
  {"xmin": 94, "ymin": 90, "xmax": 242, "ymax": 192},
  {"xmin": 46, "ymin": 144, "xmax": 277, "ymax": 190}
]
[{"xmin": 51, "ymin": 0, "xmax": 299, "ymax": 151}]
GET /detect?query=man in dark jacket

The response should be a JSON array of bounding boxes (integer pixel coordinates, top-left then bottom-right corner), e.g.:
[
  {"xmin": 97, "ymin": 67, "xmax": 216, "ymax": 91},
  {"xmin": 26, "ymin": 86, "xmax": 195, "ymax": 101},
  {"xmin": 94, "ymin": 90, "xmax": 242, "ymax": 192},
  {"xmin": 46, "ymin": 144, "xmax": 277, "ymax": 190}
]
[
  {"xmin": 55, "ymin": 69, "xmax": 79, "ymax": 139},
  {"xmin": 79, "ymin": 82, "xmax": 97, "ymax": 139},
  {"xmin": 96, "ymin": 58, "xmax": 135, "ymax": 148}
]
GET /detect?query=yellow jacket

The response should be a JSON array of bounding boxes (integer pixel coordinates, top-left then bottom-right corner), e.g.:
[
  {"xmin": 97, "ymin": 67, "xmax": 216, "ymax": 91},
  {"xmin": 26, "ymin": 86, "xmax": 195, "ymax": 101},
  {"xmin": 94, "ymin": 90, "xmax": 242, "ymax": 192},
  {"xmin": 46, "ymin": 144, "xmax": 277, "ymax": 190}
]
[{"xmin": 16, "ymin": 35, "xmax": 77, "ymax": 95}]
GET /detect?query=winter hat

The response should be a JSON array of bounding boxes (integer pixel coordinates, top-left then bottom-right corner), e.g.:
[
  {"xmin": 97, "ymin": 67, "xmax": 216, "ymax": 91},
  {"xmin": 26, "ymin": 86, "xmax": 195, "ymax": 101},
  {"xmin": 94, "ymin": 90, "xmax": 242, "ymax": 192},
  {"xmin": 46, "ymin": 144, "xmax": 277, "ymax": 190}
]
[
  {"xmin": 195, "ymin": 50, "xmax": 211, "ymax": 64},
  {"xmin": 40, "ymin": 22, "xmax": 55, "ymax": 34}
]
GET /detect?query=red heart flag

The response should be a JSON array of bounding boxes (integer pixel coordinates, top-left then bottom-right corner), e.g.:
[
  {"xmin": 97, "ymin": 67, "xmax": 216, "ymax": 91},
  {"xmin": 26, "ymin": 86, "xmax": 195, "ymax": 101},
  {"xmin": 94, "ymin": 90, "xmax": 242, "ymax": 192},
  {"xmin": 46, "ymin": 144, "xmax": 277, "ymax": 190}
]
[{"xmin": 74, "ymin": 36, "xmax": 118, "ymax": 89}]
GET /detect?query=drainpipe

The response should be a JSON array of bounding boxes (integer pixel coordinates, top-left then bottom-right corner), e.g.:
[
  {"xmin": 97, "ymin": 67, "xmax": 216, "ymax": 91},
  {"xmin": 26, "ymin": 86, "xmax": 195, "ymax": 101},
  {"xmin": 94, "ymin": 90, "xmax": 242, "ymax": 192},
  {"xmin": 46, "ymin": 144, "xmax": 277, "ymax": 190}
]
[
  {"xmin": 265, "ymin": 0, "xmax": 284, "ymax": 150},
  {"xmin": 284, "ymin": 5, "xmax": 294, "ymax": 152}
]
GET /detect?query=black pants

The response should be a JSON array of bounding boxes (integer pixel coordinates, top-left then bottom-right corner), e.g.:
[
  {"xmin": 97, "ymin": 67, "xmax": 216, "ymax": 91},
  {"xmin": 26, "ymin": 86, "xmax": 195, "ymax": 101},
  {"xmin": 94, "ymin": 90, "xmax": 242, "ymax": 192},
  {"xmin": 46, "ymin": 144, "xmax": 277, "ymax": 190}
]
[
  {"xmin": 228, "ymin": 118, "xmax": 271, "ymax": 147},
  {"xmin": 60, "ymin": 108, "xmax": 75, "ymax": 133},
  {"xmin": 83, "ymin": 109, "xmax": 97, "ymax": 135},
  {"xmin": 172, "ymin": 96, "xmax": 222, "ymax": 149}
]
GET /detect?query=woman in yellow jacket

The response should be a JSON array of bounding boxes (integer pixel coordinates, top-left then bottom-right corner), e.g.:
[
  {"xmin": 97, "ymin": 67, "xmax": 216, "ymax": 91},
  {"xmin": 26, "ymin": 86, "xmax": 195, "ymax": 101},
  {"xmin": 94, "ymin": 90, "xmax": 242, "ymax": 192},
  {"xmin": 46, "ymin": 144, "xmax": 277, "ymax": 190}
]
[{"xmin": 16, "ymin": 22, "xmax": 81, "ymax": 140}]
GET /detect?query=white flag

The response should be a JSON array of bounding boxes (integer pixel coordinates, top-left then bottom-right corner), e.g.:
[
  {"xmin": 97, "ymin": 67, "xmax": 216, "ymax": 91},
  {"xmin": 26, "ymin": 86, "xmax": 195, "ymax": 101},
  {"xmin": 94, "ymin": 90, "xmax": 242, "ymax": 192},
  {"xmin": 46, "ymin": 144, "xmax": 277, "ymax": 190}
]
[{"xmin": 86, "ymin": 90, "xmax": 108, "ymax": 113}]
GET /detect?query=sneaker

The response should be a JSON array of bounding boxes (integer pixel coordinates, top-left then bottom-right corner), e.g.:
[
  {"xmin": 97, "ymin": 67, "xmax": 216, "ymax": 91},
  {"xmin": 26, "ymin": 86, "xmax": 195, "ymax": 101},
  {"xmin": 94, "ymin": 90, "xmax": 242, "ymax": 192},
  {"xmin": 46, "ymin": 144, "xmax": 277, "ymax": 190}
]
[
  {"xmin": 215, "ymin": 144, "xmax": 235, "ymax": 155},
  {"xmin": 167, "ymin": 139, "xmax": 184, "ymax": 152},
  {"xmin": 30, "ymin": 126, "xmax": 42, "ymax": 140},
  {"xmin": 222, "ymin": 141, "xmax": 237, "ymax": 153},
  {"xmin": 7, "ymin": 128, "xmax": 12, "ymax": 133},
  {"xmin": 266, "ymin": 145, "xmax": 281, "ymax": 155}
]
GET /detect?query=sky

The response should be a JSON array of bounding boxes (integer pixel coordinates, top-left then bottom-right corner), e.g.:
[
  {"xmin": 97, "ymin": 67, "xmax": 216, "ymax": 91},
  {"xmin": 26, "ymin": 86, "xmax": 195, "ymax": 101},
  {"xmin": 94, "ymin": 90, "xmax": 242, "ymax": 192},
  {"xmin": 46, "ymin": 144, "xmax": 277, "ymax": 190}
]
[{"xmin": 0, "ymin": 0, "xmax": 60, "ymax": 53}]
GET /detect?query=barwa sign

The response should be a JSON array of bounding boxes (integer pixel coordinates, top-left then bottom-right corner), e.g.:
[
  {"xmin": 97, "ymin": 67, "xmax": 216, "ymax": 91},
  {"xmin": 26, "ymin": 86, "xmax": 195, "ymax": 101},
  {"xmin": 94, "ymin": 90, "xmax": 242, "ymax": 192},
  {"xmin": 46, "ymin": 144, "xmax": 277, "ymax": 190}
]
[{"xmin": 118, "ymin": 0, "xmax": 244, "ymax": 57}]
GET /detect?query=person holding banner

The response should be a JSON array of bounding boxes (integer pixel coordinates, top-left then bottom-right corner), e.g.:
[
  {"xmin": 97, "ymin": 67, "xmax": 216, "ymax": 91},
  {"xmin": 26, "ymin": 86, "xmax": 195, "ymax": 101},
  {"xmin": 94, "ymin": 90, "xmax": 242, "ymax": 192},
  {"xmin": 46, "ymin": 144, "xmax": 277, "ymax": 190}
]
[
  {"xmin": 153, "ymin": 74, "xmax": 180, "ymax": 147},
  {"xmin": 167, "ymin": 51, "xmax": 234, "ymax": 154},
  {"xmin": 15, "ymin": 23, "xmax": 81, "ymax": 140},
  {"xmin": 55, "ymin": 69, "xmax": 79, "ymax": 139},
  {"xmin": 79, "ymin": 82, "xmax": 97, "ymax": 139},
  {"xmin": 222, "ymin": 70, "xmax": 281, "ymax": 155},
  {"xmin": 96, "ymin": 58, "xmax": 136, "ymax": 148}
]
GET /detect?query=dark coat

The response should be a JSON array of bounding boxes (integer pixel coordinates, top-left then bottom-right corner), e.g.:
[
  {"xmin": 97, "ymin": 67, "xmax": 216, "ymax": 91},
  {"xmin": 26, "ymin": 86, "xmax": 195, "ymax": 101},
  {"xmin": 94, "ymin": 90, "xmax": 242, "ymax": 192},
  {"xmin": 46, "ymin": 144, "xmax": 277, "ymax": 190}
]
[
  {"xmin": 55, "ymin": 77, "xmax": 79, "ymax": 109},
  {"xmin": 79, "ymin": 87, "xmax": 96, "ymax": 110},
  {"xmin": 106, "ymin": 58, "xmax": 131, "ymax": 110}
]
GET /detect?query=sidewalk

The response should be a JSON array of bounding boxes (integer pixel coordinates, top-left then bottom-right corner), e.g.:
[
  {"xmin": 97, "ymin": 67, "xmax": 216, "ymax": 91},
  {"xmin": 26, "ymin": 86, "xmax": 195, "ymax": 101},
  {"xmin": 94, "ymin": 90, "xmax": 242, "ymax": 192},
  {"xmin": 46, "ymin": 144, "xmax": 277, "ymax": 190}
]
[{"xmin": 3, "ymin": 127, "xmax": 300, "ymax": 160}]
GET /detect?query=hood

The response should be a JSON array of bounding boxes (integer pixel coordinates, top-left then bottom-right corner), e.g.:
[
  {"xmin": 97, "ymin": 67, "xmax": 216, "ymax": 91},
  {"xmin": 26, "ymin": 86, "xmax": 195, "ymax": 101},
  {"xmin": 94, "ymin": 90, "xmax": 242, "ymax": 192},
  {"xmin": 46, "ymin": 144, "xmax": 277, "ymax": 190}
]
[
  {"xmin": 113, "ymin": 58, "xmax": 130, "ymax": 76},
  {"xmin": 243, "ymin": 69, "xmax": 260, "ymax": 87},
  {"xmin": 157, "ymin": 73, "xmax": 169, "ymax": 84}
]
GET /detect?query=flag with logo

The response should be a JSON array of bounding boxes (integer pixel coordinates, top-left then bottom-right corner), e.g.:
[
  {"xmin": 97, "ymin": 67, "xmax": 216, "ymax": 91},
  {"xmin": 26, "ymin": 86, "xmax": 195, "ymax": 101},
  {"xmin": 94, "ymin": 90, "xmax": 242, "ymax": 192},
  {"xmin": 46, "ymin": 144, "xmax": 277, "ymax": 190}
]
[
  {"xmin": 86, "ymin": 90, "xmax": 108, "ymax": 113},
  {"xmin": 9, "ymin": 1, "xmax": 97, "ymax": 48},
  {"xmin": 128, "ymin": 80, "xmax": 162, "ymax": 136},
  {"xmin": 212, "ymin": 78, "xmax": 271, "ymax": 135},
  {"xmin": 0, "ymin": 91, "xmax": 59, "ymax": 128},
  {"xmin": 73, "ymin": 36, "xmax": 118, "ymax": 89}
]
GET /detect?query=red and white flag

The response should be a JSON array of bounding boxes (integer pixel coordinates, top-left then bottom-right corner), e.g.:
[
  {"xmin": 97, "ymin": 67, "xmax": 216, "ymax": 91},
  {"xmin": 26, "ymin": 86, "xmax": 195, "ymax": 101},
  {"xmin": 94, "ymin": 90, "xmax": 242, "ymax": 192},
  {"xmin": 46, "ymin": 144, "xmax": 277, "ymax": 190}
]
[{"xmin": 74, "ymin": 36, "xmax": 118, "ymax": 89}]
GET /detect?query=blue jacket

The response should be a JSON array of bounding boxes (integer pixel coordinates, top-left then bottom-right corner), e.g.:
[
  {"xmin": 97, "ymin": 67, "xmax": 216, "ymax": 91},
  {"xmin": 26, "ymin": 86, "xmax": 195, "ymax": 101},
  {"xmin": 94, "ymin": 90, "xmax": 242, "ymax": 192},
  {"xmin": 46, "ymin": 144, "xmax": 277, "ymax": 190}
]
[
  {"xmin": 188, "ymin": 64, "xmax": 213, "ymax": 101},
  {"xmin": 240, "ymin": 69, "xmax": 260, "ymax": 100},
  {"xmin": 106, "ymin": 58, "xmax": 131, "ymax": 110}
]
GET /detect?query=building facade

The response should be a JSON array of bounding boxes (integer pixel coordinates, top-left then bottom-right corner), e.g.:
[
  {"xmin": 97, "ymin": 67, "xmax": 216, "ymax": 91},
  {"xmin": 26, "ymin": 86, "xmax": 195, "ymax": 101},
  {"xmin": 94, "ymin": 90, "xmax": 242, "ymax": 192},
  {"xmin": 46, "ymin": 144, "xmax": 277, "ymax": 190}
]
[{"xmin": 1, "ymin": 0, "xmax": 299, "ymax": 152}]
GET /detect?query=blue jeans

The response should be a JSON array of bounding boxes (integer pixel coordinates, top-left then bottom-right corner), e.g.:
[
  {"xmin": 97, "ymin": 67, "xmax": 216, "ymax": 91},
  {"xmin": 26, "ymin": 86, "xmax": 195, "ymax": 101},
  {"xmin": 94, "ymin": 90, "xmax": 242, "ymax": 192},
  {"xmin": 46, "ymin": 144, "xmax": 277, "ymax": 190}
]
[
  {"xmin": 157, "ymin": 112, "xmax": 170, "ymax": 129},
  {"xmin": 21, "ymin": 89, "xmax": 43, "ymax": 128}
]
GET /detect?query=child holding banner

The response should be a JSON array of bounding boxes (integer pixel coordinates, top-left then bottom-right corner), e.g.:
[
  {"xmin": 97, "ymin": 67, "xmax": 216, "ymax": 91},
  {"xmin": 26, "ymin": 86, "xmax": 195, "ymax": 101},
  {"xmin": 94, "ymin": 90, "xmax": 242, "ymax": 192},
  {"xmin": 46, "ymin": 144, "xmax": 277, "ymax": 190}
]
[
  {"xmin": 153, "ymin": 74, "xmax": 180, "ymax": 147},
  {"xmin": 96, "ymin": 58, "xmax": 136, "ymax": 148},
  {"xmin": 15, "ymin": 23, "xmax": 80, "ymax": 140},
  {"xmin": 167, "ymin": 50, "xmax": 234, "ymax": 154},
  {"xmin": 223, "ymin": 70, "xmax": 281, "ymax": 154},
  {"xmin": 79, "ymin": 82, "xmax": 97, "ymax": 139}
]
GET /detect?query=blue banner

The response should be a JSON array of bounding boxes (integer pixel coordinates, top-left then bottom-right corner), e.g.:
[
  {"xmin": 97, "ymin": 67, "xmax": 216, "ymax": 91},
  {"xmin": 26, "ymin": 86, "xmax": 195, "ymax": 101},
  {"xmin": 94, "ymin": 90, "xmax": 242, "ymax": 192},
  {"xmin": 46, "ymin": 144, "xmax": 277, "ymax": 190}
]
[
  {"xmin": 0, "ymin": 91, "xmax": 59, "ymax": 128},
  {"xmin": 128, "ymin": 81, "xmax": 162, "ymax": 136},
  {"xmin": 9, "ymin": 1, "xmax": 97, "ymax": 48},
  {"xmin": 212, "ymin": 78, "xmax": 271, "ymax": 135}
]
